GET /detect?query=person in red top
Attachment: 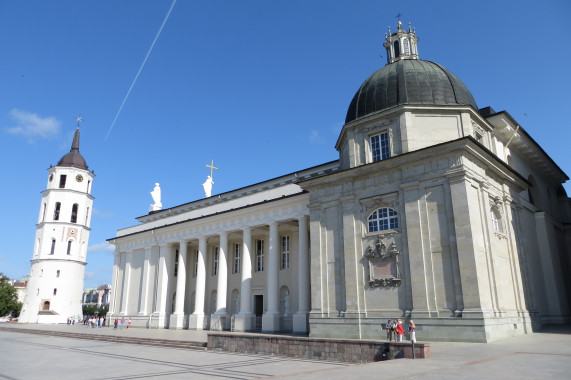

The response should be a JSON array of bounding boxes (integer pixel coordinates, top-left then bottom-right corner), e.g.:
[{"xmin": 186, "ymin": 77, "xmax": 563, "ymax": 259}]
[{"xmin": 396, "ymin": 319, "xmax": 404, "ymax": 342}]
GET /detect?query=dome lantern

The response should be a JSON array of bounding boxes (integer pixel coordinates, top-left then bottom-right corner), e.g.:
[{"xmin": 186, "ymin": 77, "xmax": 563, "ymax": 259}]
[{"xmin": 383, "ymin": 20, "xmax": 419, "ymax": 64}]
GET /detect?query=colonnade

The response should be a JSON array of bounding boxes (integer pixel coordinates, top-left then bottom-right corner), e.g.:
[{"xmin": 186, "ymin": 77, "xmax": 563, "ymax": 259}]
[{"xmin": 109, "ymin": 216, "xmax": 310, "ymax": 333}]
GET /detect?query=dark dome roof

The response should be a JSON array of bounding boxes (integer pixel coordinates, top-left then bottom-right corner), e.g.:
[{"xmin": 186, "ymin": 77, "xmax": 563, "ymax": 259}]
[
  {"xmin": 58, "ymin": 150, "xmax": 88, "ymax": 170},
  {"xmin": 57, "ymin": 127, "xmax": 88, "ymax": 170},
  {"xmin": 345, "ymin": 59, "xmax": 477, "ymax": 123}
]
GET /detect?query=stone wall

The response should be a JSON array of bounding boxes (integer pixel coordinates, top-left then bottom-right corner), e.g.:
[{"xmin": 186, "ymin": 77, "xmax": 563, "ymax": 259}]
[{"xmin": 207, "ymin": 332, "xmax": 429, "ymax": 363}]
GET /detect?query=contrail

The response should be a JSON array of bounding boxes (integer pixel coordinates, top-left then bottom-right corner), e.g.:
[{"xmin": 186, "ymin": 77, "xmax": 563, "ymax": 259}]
[{"xmin": 105, "ymin": 0, "xmax": 177, "ymax": 140}]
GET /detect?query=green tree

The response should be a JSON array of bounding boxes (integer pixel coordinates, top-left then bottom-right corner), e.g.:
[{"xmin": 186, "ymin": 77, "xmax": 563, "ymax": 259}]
[{"xmin": 0, "ymin": 273, "xmax": 22, "ymax": 317}]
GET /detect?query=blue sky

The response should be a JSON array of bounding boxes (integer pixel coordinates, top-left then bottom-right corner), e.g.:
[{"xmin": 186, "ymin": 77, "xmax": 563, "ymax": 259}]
[{"xmin": 1, "ymin": 0, "xmax": 570, "ymax": 288}]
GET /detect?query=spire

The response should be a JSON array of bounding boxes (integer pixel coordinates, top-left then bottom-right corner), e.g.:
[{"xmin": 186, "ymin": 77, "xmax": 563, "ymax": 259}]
[
  {"xmin": 383, "ymin": 21, "xmax": 419, "ymax": 64},
  {"xmin": 57, "ymin": 116, "xmax": 88, "ymax": 170}
]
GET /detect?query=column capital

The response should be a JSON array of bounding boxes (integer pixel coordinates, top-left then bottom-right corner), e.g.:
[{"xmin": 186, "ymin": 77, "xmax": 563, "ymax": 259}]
[{"xmin": 268, "ymin": 221, "xmax": 278, "ymax": 228}]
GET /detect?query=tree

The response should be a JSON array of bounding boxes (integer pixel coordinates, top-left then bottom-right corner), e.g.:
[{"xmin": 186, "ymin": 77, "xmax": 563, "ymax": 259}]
[{"xmin": 0, "ymin": 273, "xmax": 22, "ymax": 317}]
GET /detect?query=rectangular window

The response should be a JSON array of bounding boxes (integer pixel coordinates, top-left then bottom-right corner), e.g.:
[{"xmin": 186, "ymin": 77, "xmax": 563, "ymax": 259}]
[
  {"xmin": 174, "ymin": 249, "xmax": 179, "ymax": 277},
  {"xmin": 256, "ymin": 239, "xmax": 264, "ymax": 272},
  {"xmin": 66, "ymin": 240, "xmax": 72, "ymax": 255},
  {"xmin": 281, "ymin": 236, "xmax": 290, "ymax": 270},
  {"xmin": 212, "ymin": 247, "xmax": 219, "ymax": 276},
  {"xmin": 371, "ymin": 132, "xmax": 390, "ymax": 162},
  {"xmin": 59, "ymin": 175, "xmax": 67, "ymax": 188},
  {"xmin": 50, "ymin": 239, "xmax": 56, "ymax": 255},
  {"xmin": 233, "ymin": 243, "xmax": 241, "ymax": 274},
  {"xmin": 193, "ymin": 250, "xmax": 198, "ymax": 277}
]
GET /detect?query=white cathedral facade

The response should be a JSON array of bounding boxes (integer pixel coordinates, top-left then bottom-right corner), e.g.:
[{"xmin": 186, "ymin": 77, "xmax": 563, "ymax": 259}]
[
  {"xmin": 108, "ymin": 22, "xmax": 571, "ymax": 342},
  {"xmin": 19, "ymin": 124, "xmax": 94, "ymax": 324}
]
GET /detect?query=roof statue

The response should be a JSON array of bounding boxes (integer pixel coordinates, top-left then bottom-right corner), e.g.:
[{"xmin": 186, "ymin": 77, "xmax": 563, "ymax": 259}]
[
  {"xmin": 149, "ymin": 183, "xmax": 162, "ymax": 212},
  {"xmin": 203, "ymin": 160, "xmax": 218, "ymax": 198}
]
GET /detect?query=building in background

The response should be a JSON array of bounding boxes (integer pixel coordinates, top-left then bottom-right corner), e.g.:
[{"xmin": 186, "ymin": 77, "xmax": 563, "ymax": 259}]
[
  {"xmin": 107, "ymin": 22, "xmax": 570, "ymax": 342},
  {"xmin": 83, "ymin": 285, "xmax": 111, "ymax": 307},
  {"xmin": 19, "ymin": 122, "xmax": 95, "ymax": 324}
]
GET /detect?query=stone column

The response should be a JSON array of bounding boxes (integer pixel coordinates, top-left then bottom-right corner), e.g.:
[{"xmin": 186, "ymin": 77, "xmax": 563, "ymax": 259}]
[
  {"xmin": 138, "ymin": 247, "xmax": 152, "ymax": 315},
  {"xmin": 294, "ymin": 215, "xmax": 310, "ymax": 333},
  {"xmin": 154, "ymin": 244, "xmax": 174, "ymax": 328},
  {"xmin": 189, "ymin": 236, "xmax": 206, "ymax": 330},
  {"xmin": 211, "ymin": 232, "xmax": 228, "ymax": 331},
  {"xmin": 170, "ymin": 240, "xmax": 188, "ymax": 329},
  {"xmin": 120, "ymin": 250, "xmax": 132, "ymax": 315},
  {"xmin": 108, "ymin": 251, "xmax": 120, "ymax": 315},
  {"xmin": 262, "ymin": 222, "xmax": 280, "ymax": 332},
  {"xmin": 234, "ymin": 227, "xmax": 253, "ymax": 331}
]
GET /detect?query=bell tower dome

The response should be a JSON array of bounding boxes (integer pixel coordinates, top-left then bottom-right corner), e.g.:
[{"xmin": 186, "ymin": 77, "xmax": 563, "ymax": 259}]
[
  {"xmin": 19, "ymin": 117, "xmax": 95, "ymax": 324},
  {"xmin": 383, "ymin": 20, "xmax": 419, "ymax": 64}
]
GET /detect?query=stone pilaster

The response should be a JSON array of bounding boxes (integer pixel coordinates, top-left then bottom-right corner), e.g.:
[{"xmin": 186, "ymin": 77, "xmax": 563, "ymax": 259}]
[
  {"xmin": 138, "ymin": 247, "xmax": 152, "ymax": 315},
  {"xmin": 294, "ymin": 215, "xmax": 310, "ymax": 333},
  {"xmin": 170, "ymin": 240, "xmax": 188, "ymax": 329},
  {"xmin": 120, "ymin": 250, "xmax": 132, "ymax": 315}
]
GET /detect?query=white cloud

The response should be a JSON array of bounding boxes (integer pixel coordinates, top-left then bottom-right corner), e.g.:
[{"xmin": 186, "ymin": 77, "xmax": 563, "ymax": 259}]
[
  {"xmin": 309, "ymin": 129, "xmax": 321, "ymax": 143},
  {"xmin": 92, "ymin": 208, "xmax": 115, "ymax": 218},
  {"xmin": 5, "ymin": 109, "xmax": 61, "ymax": 140},
  {"xmin": 88, "ymin": 241, "xmax": 115, "ymax": 253},
  {"xmin": 85, "ymin": 271, "xmax": 95, "ymax": 279}
]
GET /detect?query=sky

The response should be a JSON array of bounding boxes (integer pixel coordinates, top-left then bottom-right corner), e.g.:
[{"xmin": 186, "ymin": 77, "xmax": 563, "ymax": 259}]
[{"xmin": 1, "ymin": 0, "xmax": 570, "ymax": 289}]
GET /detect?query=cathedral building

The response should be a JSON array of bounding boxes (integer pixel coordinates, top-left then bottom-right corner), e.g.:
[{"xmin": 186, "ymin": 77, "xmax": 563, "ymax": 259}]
[
  {"xmin": 107, "ymin": 22, "xmax": 570, "ymax": 342},
  {"xmin": 19, "ymin": 122, "xmax": 95, "ymax": 324}
]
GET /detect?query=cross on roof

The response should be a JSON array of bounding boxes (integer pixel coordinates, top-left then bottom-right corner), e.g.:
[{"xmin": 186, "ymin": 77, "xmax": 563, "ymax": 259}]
[{"xmin": 206, "ymin": 160, "xmax": 218, "ymax": 178}]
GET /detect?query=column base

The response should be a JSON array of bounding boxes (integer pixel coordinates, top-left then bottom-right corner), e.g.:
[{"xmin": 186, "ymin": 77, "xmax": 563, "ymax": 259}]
[
  {"xmin": 210, "ymin": 314, "xmax": 227, "ymax": 331},
  {"xmin": 188, "ymin": 313, "xmax": 205, "ymax": 330},
  {"xmin": 149, "ymin": 313, "xmax": 168, "ymax": 328},
  {"xmin": 169, "ymin": 313, "xmax": 187, "ymax": 329},
  {"xmin": 293, "ymin": 312, "xmax": 309, "ymax": 334},
  {"xmin": 262, "ymin": 313, "xmax": 280, "ymax": 333},
  {"xmin": 233, "ymin": 314, "xmax": 254, "ymax": 332}
]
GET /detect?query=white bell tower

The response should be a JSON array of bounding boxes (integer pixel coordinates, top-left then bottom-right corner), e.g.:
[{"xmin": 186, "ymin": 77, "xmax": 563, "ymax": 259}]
[{"xmin": 19, "ymin": 117, "xmax": 95, "ymax": 324}]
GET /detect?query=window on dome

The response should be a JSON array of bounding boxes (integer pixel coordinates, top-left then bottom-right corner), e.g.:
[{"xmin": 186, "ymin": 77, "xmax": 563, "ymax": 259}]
[
  {"xmin": 403, "ymin": 39, "xmax": 410, "ymax": 55},
  {"xmin": 54, "ymin": 202, "xmax": 61, "ymax": 221},
  {"xmin": 371, "ymin": 132, "xmax": 390, "ymax": 162},
  {"xmin": 59, "ymin": 175, "xmax": 67, "ymax": 188},
  {"xmin": 393, "ymin": 40, "xmax": 400, "ymax": 58},
  {"xmin": 368, "ymin": 208, "xmax": 399, "ymax": 232}
]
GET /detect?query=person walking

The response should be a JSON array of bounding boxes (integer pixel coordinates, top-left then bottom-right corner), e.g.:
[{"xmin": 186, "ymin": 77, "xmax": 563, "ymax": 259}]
[
  {"xmin": 396, "ymin": 319, "xmax": 404, "ymax": 342},
  {"xmin": 128, "ymin": 317, "xmax": 132, "ymax": 329},
  {"xmin": 391, "ymin": 320, "xmax": 398, "ymax": 341},
  {"xmin": 114, "ymin": 318, "xmax": 118, "ymax": 329},
  {"xmin": 409, "ymin": 320, "xmax": 416, "ymax": 342},
  {"xmin": 120, "ymin": 316, "xmax": 125, "ymax": 330}
]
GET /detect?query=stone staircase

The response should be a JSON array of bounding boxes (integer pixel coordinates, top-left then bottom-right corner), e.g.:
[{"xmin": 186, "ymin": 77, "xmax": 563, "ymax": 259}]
[{"xmin": 0, "ymin": 326, "xmax": 207, "ymax": 350}]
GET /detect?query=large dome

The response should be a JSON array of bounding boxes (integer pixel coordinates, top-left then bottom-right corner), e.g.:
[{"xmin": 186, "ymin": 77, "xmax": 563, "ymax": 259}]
[{"xmin": 345, "ymin": 59, "xmax": 478, "ymax": 123}]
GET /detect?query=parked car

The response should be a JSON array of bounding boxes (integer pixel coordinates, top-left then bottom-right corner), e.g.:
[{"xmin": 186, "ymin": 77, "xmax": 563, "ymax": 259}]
[{"xmin": 0, "ymin": 317, "xmax": 10, "ymax": 323}]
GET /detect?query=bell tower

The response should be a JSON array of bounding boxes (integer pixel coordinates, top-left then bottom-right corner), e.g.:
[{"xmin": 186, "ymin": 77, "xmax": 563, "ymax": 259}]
[{"xmin": 19, "ymin": 117, "xmax": 95, "ymax": 324}]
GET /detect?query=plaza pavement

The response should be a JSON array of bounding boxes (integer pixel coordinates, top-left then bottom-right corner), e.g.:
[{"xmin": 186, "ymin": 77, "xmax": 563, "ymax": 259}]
[{"xmin": 0, "ymin": 323, "xmax": 570, "ymax": 379}]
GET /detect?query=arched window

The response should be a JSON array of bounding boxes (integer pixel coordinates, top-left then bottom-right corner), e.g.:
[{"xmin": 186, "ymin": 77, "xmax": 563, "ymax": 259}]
[
  {"xmin": 403, "ymin": 39, "xmax": 410, "ymax": 54},
  {"xmin": 56, "ymin": 270, "xmax": 60, "ymax": 277},
  {"xmin": 368, "ymin": 207, "xmax": 399, "ymax": 232},
  {"xmin": 42, "ymin": 203, "xmax": 47, "ymax": 222},
  {"xmin": 54, "ymin": 202, "xmax": 61, "ymax": 221},
  {"xmin": 67, "ymin": 240, "xmax": 72, "ymax": 255},
  {"xmin": 85, "ymin": 207, "xmax": 90, "ymax": 225},
  {"xmin": 393, "ymin": 40, "xmax": 400, "ymax": 58},
  {"xmin": 53, "ymin": 288, "xmax": 57, "ymax": 296},
  {"xmin": 50, "ymin": 239, "xmax": 56, "ymax": 255},
  {"xmin": 71, "ymin": 203, "xmax": 78, "ymax": 223},
  {"xmin": 43, "ymin": 301, "xmax": 50, "ymax": 310}
]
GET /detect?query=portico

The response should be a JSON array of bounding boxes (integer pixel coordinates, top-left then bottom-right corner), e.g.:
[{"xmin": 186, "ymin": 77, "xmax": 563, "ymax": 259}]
[{"xmin": 107, "ymin": 171, "xmax": 328, "ymax": 334}]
